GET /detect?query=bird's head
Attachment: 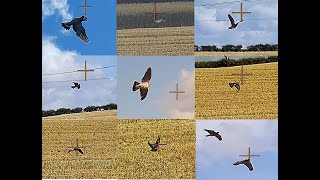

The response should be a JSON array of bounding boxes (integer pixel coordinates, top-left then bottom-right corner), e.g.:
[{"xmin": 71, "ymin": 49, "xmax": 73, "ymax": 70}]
[{"xmin": 81, "ymin": 16, "xmax": 88, "ymax": 21}]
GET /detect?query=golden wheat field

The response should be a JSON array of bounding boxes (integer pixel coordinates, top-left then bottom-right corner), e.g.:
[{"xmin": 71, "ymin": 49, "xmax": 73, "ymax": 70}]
[
  {"xmin": 117, "ymin": 27, "xmax": 194, "ymax": 56},
  {"xmin": 195, "ymin": 51, "xmax": 278, "ymax": 56},
  {"xmin": 195, "ymin": 62, "xmax": 278, "ymax": 119},
  {"xmin": 117, "ymin": 119, "xmax": 195, "ymax": 179},
  {"xmin": 42, "ymin": 110, "xmax": 195, "ymax": 179},
  {"xmin": 42, "ymin": 110, "xmax": 118, "ymax": 179}
]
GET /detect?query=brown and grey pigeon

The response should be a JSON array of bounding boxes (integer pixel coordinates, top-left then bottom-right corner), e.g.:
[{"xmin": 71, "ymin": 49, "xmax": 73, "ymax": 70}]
[{"xmin": 133, "ymin": 67, "xmax": 152, "ymax": 100}]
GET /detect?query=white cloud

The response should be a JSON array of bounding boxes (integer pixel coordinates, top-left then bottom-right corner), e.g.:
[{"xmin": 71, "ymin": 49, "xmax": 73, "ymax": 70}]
[
  {"xmin": 195, "ymin": 0, "xmax": 278, "ymax": 46},
  {"xmin": 42, "ymin": 0, "xmax": 72, "ymax": 21},
  {"xmin": 42, "ymin": 37, "xmax": 117, "ymax": 110},
  {"xmin": 196, "ymin": 120, "xmax": 278, "ymax": 166},
  {"xmin": 159, "ymin": 69, "xmax": 195, "ymax": 119}
]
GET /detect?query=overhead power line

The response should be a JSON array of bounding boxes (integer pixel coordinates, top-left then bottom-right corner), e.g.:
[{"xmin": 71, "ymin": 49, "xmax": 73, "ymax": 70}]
[
  {"xmin": 42, "ymin": 65, "xmax": 117, "ymax": 76},
  {"xmin": 195, "ymin": 0, "xmax": 271, "ymax": 7},
  {"xmin": 42, "ymin": 77, "xmax": 113, "ymax": 84}
]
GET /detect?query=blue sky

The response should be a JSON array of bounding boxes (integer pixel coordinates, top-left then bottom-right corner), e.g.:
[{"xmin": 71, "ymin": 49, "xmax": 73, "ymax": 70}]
[
  {"xmin": 196, "ymin": 120, "xmax": 278, "ymax": 180},
  {"xmin": 195, "ymin": 0, "xmax": 278, "ymax": 47},
  {"xmin": 117, "ymin": 56, "xmax": 195, "ymax": 119},
  {"xmin": 42, "ymin": 0, "xmax": 116, "ymax": 55}
]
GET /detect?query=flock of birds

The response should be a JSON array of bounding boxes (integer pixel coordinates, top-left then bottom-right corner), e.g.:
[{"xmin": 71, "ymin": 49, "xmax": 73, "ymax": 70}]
[
  {"xmin": 204, "ymin": 129, "xmax": 255, "ymax": 171},
  {"xmin": 67, "ymin": 131, "xmax": 256, "ymax": 172}
]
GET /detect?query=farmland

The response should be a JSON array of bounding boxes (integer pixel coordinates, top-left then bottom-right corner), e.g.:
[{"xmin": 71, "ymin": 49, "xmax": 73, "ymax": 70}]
[
  {"xmin": 195, "ymin": 51, "xmax": 278, "ymax": 56},
  {"xmin": 117, "ymin": 1, "xmax": 194, "ymax": 29},
  {"xmin": 117, "ymin": 119, "xmax": 195, "ymax": 179},
  {"xmin": 195, "ymin": 62, "xmax": 278, "ymax": 119},
  {"xmin": 117, "ymin": 26, "xmax": 194, "ymax": 55},
  {"xmin": 42, "ymin": 110, "xmax": 118, "ymax": 179},
  {"xmin": 42, "ymin": 110, "xmax": 196, "ymax": 179}
]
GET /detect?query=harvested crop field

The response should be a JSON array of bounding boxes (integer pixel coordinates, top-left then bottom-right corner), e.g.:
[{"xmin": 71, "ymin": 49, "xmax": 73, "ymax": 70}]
[
  {"xmin": 117, "ymin": 119, "xmax": 196, "ymax": 179},
  {"xmin": 117, "ymin": 26, "xmax": 194, "ymax": 56},
  {"xmin": 42, "ymin": 110, "xmax": 118, "ymax": 179},
  {"xmin": 42, "ymin": 110, "xmax": 196, "ymax": 179},
  {"xmin": 195, "ymin": 62, "xmax": 278, "ymax": 119}
]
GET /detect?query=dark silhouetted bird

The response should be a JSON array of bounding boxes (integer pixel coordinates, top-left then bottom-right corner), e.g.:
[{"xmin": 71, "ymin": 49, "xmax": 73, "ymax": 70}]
[
  {"xmin": 233, "ymin": 159, "xmax": 253, "ymax": 171},
  {"xmin": 204, "ymin": 129, "xmax": 222, "ymax": 141},
  {"xmin": 68, "ymin": 147, "xmax": 84, "ymax": 154},
  {"xmin": 148, "ymin": 135, "xmax": 167, "ymax": 151},
  {"xmin": 228, "ymin": 14, "xmax": 240, "ymax": 29},
  {"xmin": 224, "ymin": 55, "xmax": 229, "ymax": 60},
  {"xmin": 229, "ymin": 82, "xmax": 240, "ymax": 91},
  {"xmin": 133, "ymin": 67, "xmax": 152, "ymax": 100},
  {"xmin": 61, "ymin": 16, "xmax": 89, "ymax": 43},
  {"xmin": 71, "ymin": 82, "xmax": 80, "ymax": 89}
]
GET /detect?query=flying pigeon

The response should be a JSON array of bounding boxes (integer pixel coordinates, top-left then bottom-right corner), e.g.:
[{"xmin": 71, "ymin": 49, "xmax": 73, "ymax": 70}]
[
  {"xmin": 204, "ymin": 129, "xmax": 222, "ymax": 141},
  {"xmin": 154, "ymin": 19, "xmax": 165, "ymax": 24},
  {"xmin": 233, "ymin": 159, "xmax": 253, "ymax": 171},
  {"xmin": 68, "ymin": 147, "xmax": 84, "ymax": 154},
  {"xmin": 148, "ymin": 135, "xmax": 167, "ymax": 151},
  {"xmin": 224, "ymin": 55, "xmax": 229, "ymax": 60},
  {"xmin": 71, "ymin": 82, "xmax": 80, "ymax": 89},
  {"xmin": 229, "ymin": 82, "xmax": 240, "ymax": 91},
  {"xmin": 133, "ymin": 67, "xmax": 152, "ymax": 100},
  {"xmin": 228, "ymin": 14, "xmax": 240, "ymax": 29},
  {"xmin": 61, "ymin": 16, "xmax": 89, "ymax": 43}
]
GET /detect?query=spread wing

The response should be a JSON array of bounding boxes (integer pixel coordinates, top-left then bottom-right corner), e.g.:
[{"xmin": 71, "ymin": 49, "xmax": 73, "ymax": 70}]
[
  {"xmin": 148, "ymin": 141, "xmax": 154, "ymax": 149},
  {"xmin": 215, "ymin": 133, "xmax": 222, "ymax": 141},
  {"xmin": 140, "ymin": 88, "xmax": 148, "ymax": 100},
  {"xmin": 228, "ymin": 14, "xmax": 235, "ymax": 26},
  {"xmin": 204, "ymin": 129, "xmax": 214, "ymax": 134},
  {"xmin": 73, "ymin": 23, "xmax": 89, "ymax": 43},
  {"xmin": 142, "ymin": 67, "xmax": 152, "ymax": 82},
  {"xmin": 156, "ymin": 136, "xmax": 160, "ymax": 145},
  {"xmin": 235, "ymin": 83, "xmax": 240, "ymax": 90},
  {"xmin": 78, "ymin": 148, "xmax": 84, "ymax": 154},
  {"xmin": 244, "ymin": 160, "xmax": 253, "ymax": 171}
]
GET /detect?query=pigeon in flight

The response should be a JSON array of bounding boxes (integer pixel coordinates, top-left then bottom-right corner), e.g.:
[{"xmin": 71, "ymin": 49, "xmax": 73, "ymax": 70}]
[
  {"xmin": 154, "ymin": 19, "xmax": 165, "ymax": 24},
  {"xmin": 233, "ymin": 159, "xmax": 253, "ymax": 171},
  {"xmin": 68, "ymin": 147, "xmax": 84, "ymax": 155},
  {"xmin": 204, "ymin": 129, "xmax": 222, "ymax": 141},
  {"xmin": 148, "ymin": 135, "xmax": 167, "ymax": 151},
  {"xmin": 71, "ymin": 82, "xmax": 80, "ymax": 89},
  {"xmin": 229, "ymin": 82, "xmax": 240, "ymax": 91},
  {"xmin": 224, "ymin": 55, "xmax": 229, "ymax": 60},
  {"xmin": 133, "ymin": 67, "xmax": 152, "ymax": 100},
  {"xmin": 61, "ymin": 16, "xmax": 89, "ymax": 43},
  {"xmin": 228, "ymin": 14, "xmax": 240, "ymax": 29}
]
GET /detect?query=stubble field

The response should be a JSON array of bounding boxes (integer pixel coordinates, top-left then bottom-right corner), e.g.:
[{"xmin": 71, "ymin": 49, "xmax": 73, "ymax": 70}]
[
  {"xmin": 117, "ymin": 26, "xmax": 194, "ymax": 56},
  {"xmin": 195, "ymin": 62, "xmax": 278, "ymax": 119},
  {"xmin": 42, "ymin": 110, "xmax": 195, "ymax": 179}
]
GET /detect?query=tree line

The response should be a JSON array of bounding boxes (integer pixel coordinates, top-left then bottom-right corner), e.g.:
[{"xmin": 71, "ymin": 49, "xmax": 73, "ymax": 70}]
[
  {"xmin": 194, "ymin": 44, "xmax": 278, "ymax": 52},
  {"xmin": 117, "ymin": 0, "xmax": 194, "ymax": 4},
  {"xmin": 195, "ymin": 56, "xmax": 278, "ymax": 68},
  {"xmin": 42, "ymin": 103, "xmax": 117, "ymax": 117}
]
